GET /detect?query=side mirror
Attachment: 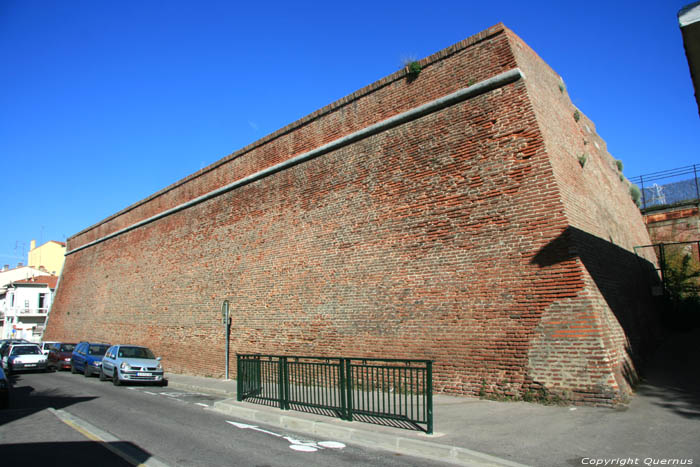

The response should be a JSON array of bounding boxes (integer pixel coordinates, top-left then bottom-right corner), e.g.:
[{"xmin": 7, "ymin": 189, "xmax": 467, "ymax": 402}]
[{"xmin": 156, "ymin": 357, "xmax": 162, "ymax": 361}]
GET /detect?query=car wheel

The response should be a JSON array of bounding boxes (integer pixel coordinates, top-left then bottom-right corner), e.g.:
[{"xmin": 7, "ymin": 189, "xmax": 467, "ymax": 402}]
[
  {"xmin": 99, "ymin": 368, "xmax": 106, "ymax": 381},
  {"xmin": 71, "ymin": 363, "xmax": 77, "ymax": 374},
  {"xmin": 112, "ymin": 368, "xmax": 121, "ymax": 386}
]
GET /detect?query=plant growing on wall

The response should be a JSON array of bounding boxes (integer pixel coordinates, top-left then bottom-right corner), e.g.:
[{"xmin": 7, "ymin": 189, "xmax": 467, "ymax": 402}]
[
  {"xmin": 661, "ymin": 246, "xmax": 700, "ymax": 329},
  {"xmin": 406, "ymin": 61, "xmax": 422, "ymax": 80},
  {"xmin": 663, "ymin": 248, "xmax": 700, "ymax": 304},
  {"xmin": 629, "ymin": 184, "xmax": 641, "ymax": 206},
  {"xmin": 615, "ymin": 159, "xmax": 623, "ymax": 172},
  {"xmin": 573, "ymin": 110, "xmax": 581, "ymax": 122},
  {"xmin": 578, "ymin": 153, "xmax": 588, "ymax": 168}
]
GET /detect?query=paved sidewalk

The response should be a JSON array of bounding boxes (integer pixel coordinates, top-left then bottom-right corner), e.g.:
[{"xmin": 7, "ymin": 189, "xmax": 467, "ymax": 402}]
[{"xmin": 167, "ymin": 331, "xmax": 700, "ymax": 467}]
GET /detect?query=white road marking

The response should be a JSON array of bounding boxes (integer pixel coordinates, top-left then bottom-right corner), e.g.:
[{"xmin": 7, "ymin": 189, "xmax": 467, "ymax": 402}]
[
  {"xmin": 290, "ymin": 445, "xmax": 317, "ymax": 452},
  {"xmin": 318, "ymin": 441, "xmax": 346, "ymax": 449},
  {"xmin": 226, "ymin": 421, "xmax": 283, "ymax": 437},
  {"xmin": 226, "ymin": 420, "xmax": 345, "ymax": 452},
  {"xmin": 144, "ymin": 391, "xmax": 158, "ymax": 395},
  {"xmin": 195, "ymin": 403, "xmax": 209, "ymax": 407},
  {"xmin": 160, "ymin": 391, "xmax": 206, "ymax": 397}
]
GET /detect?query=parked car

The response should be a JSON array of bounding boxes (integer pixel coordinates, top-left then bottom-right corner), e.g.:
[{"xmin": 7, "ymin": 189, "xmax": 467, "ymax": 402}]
[
  {"xmin": 71, "ymin": 342, "xmax": 110, "ymax": 377},
  {"xmin": 0, "ymin": 365, "xmax": 9, "ymax": 409},
  {"xmin": 47, "ymin": 343, "xmax": 77, "ymax": 371},
  {"xmin": 1, "ymin": 343, "xmax": 47, "ymax": 373},
  {"xmin": 0, "ymin": 339, "xmax": 30, "ymax": 357},
  {"xmin": 40, "ymin": 341, "xmax": 59, "ymax": 355},
  {"xmin": 100, "ymin": 345, "xmax": 165, "ymax": 386}
]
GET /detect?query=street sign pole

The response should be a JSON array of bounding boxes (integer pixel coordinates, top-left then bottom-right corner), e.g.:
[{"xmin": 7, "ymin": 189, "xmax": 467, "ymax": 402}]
[{"xmin": 222, "ymin": 300, "xmax": 231, "ymax": 380}]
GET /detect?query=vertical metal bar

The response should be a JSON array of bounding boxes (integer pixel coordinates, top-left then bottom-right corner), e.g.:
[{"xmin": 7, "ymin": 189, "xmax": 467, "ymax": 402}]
[
  {"xmin": 410, "ymin": 367, "xmax": 414, "ymax": 422},
  {"xmin": 278, "ymin": 357, "xmax": 285, "ymax": 410},
  {"xmin": 393, "ymin": 367, "xmax": 397, "ymax": 418},
  {"xmin": 237, "ymin": 355, "xmax": 242, "ymax": 401},
  {"xmin": 381, "ymin": 364, "xmax": 386, "ymax": 415},
  {"xmin": 403, "ymin": 367, "xmax": 407, "ymax": 418},
  {"xmin": 315, "ymin": 362, "xmax": 320, "ymax": 406},
  {"xmin": 362, "ymin": 360, "xmax": 369, "ymax": 410},
  {"xmin": 640, "ymin": 175, "xmax": 646, "ymax": 210},
  {"xmin": 345, "ymin": 359, "xmax": 353, "ymax": 421},
  {"xmin": 422, "ymin": 365, "xmax": 426, "ymax": 423},
  {"xmin": 290, "ymin": 360, "xmax": 296, "ymax": 404},
  {"xmin": 427, "ymin": 361, "xmax": 433, "ymax": 434},
  {"xmin": 694, "ymin": 164, "xmax": 699, "ymax": 202},
  {"xmin": 370, "ymin": 365, "xmax": 374, "ymax": 414},
  {"xmin": 304, "ymin": 361, "xmax": 309, "ymax": 407},
  {"xmin": 339, "ymin": 359, "xmax": 347, "ymax": 420}
]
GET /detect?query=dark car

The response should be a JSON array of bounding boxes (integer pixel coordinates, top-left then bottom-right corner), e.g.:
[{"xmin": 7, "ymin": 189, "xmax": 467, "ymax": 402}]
[
  {"xmin": 71, "ymin": 342, "xmax": 110, "ymax": 377},
  {"xmin": 47, "ymin": 343, "xmax": 77, "ymax": 371},
  {"xmin": 0, "ymin": 365, "xmax": 9, "ymax": 408}
]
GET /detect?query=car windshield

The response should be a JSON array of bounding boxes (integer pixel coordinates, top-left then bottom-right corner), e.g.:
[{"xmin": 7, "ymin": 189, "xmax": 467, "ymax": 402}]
[
  {"xmin": 118, "ymin": 347, "xmax": 155, "ymax": 359},
  {"xmin": 59, "ymin": 344, "xmax": 76, "ymax": 352},
  {"xmin": 11, "ymin": 346, "xmax": 41, "ymax": 355},
  {"xmin": 89, "ymin": 345, "xmax": 109, "ymax": 356}
]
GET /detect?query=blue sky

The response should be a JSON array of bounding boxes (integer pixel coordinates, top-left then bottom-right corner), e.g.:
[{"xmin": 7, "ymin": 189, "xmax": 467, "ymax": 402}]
[{"xmin": 0, "ymin": 0, "xmax": 697, "ymax": 267}]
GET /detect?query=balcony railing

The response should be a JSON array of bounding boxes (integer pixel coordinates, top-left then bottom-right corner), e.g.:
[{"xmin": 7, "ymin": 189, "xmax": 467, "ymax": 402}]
[{"xmin": 5, "ymin": 307, "xmax": 49, "ymax": 315}]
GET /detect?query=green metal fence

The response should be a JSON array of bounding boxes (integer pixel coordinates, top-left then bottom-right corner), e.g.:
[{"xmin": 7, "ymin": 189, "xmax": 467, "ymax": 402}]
[{"xmin": 237, "ymin": 354, "xmax": 433, "ymax": 434}]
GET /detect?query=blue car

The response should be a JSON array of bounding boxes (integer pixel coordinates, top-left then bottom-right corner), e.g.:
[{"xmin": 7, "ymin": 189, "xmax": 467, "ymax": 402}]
[
  {"xmin": 100, "ymin": 345, "xmax": 165, "ymax": 386},
  {"xmin": 71, "ymin": 342, "xmax": 110, "ymax": 377}
]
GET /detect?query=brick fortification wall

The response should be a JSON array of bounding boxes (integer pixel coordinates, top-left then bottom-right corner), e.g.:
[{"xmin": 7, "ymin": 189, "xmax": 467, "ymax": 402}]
[{"xmin": 46, "ymin": 24, "xmax": 659, "ymax": 405}]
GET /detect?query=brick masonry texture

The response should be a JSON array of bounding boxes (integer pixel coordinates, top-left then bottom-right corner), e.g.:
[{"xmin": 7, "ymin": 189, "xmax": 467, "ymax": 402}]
[
  {"xmin": 45, "ymin": 24, "xmax": 660, "ymax": 405},
  {"xmin": 645, "ymin": 205, "xmax": 700, "ymax": 244}
]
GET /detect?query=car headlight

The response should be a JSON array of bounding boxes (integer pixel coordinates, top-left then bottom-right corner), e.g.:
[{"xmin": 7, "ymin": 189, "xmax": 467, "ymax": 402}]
[
  {"xmin": 120, "ymin": 362, "xmax": 131, "ymax": 371},
  {"xmin": 91, "ymin": 361, "xmax": 101, "ymax": 366},
  {"xmin": 156, "ymin": 362, "xmax": 163, "ymax": 370}
]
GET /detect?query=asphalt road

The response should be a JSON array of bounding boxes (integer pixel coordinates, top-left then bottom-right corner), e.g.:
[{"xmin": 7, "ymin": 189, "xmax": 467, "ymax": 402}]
[{"xmin": 0, "ymin": 370, "xmax": 446, "ymax": 467}]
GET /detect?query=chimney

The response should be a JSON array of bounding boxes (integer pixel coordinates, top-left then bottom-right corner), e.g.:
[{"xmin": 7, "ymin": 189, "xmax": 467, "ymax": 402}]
[
  {"xmin": 30, "ymin": 239, "xmax": 36, "ymax": 251},
  {"xmin": 2, "ymin": 264, "xmax": 7, "ymax": 271},
  {"xmin": 17, "ymin": 262, "xmax": 23, "ymax": 268}
]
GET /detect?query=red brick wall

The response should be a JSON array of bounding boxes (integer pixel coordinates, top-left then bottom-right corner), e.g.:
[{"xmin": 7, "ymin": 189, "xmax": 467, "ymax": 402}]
[
  {"xmin": 46, "ymin": 24, "xmax": 659, "ymax": 405},
  {"xmin": 645, "ymin": 206, "xmax": 700, "ymax": 244},
  {"xmin": 506, "ymin": 31, "xmax": 660, "ymax": 402}
]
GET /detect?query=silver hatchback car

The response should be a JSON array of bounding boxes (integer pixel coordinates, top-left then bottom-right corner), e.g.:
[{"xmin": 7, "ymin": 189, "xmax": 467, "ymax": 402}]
[{"xmin": 99, "ymin": 345, "xmax": 166, "ymax": 386}]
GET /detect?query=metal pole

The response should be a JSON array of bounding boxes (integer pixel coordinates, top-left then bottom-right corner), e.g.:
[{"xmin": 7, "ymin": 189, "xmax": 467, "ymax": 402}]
[
  {"xmin": 694, "ymin": 164, "xmax": 699, "ymax": 202},
  {"xmin": 222, "ymin": 300, "xmax": 230, "ymax": 380},
  {"xmin": 640, "ymin": 175, "xmax": 646, "ymax": 210}
]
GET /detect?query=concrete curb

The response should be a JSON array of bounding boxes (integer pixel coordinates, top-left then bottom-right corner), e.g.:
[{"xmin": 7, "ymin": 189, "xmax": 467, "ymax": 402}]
[
  {"xmin": 210, "ymin": 398, "xmax": 528, "ymax": 467},
  {"xmin": 49, "ymin": 407, "xmax": 170, "ymax": 467},
  {"xmin": 169, "ymin": 378, "xmax": 528, "ymax": 466},
  {"xmin": 167, "ymin": 380, "xmax": 236, "ymax": 398}
]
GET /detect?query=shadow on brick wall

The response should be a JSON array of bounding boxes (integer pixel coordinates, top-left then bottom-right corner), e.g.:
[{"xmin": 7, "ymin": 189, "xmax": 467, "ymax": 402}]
[{"xmin": 532, "ymin": 226, "xmax": 663, "ymax": 381}]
